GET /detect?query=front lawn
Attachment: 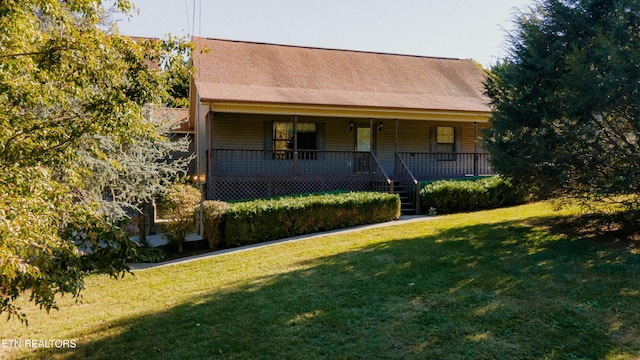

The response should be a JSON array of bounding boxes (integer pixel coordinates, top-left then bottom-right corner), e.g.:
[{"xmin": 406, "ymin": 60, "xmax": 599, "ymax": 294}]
[{"xmin": 3, "ymin": 202, "xmax": 640, "ymax": 359}]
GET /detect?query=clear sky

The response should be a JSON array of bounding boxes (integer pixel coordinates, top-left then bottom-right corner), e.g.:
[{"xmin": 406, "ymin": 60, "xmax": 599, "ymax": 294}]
[{"xmin": 115, "ymin": 0, "xmax": 533, "ymax": 68}]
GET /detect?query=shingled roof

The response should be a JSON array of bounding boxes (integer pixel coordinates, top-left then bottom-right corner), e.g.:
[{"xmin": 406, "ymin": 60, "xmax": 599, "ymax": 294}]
[{"xmin": 191, "ymin": 37, "xmax": 490, "ymax": 113}]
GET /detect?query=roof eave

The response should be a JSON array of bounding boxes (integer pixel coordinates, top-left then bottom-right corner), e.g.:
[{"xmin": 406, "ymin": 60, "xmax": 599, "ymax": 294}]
[{"xmin": 199, "ymin": 100, "xmax": 491, "ymax": 123}]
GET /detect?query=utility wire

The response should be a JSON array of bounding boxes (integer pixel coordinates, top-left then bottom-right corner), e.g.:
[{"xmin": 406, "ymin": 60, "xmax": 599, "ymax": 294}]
[{"xmin": 184, "ymin": 0, "xmax": 191, "ymax": 36}]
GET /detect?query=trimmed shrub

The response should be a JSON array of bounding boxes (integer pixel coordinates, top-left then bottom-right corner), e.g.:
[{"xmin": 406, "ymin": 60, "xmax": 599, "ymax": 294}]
[
  {"xmin": 128, "ymin": 244, "xmax": 166, "ymax": 263},
  {"xmin": 420, "ymin": 176, "xmax": 524, "ymax": 214},
  {"xmin": 419, "ymin": 176, "xmax": 487, "ymax": 189},
  {"xmin": 157, "ymin": 184, "xmax": 202, "ymax": 252},
  {"xmin": 202, "ymin": 200, "xmax": 229, "ymax": 249},
  {"xmin": 223, "ymin": 192, "xmax": 400, "ymax": 248}
]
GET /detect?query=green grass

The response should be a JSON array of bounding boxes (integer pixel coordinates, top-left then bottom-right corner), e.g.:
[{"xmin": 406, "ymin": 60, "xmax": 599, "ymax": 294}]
[{"xmin": 3, "ymin": 202, "xmax": 640, "ymax": 359}]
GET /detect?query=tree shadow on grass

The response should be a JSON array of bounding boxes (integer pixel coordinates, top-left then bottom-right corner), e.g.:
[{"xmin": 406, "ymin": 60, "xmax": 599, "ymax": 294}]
[{"xmin": 36, "ymin": 216, "xmax": 640, "ymax": 359}]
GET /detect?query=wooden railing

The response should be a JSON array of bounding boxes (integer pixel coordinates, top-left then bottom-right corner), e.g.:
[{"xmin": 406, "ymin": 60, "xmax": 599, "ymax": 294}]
[
  {"xmin": 371, "ymin": 152, "xmax": 394, "ymax": 194},
  {"xmin": 209, "ymin": 149, "xmax": 385, "ymax": 177},
  {"xmin": 398, "ymin": 152, "xmax": 492, "ymax": 178},
  {"xmin": 209, "ymin": 149, "xmax": 492, "ymax": 180},
  {"xmin": 394, "ymin": 152, "xmax": 421, "ymax": 213}
]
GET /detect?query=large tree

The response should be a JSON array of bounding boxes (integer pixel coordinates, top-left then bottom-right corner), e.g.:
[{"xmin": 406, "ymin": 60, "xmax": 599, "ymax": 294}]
[
  {"xmin": 484, "ymin": 0, "xmax": 640, "ymax": 217},
  {"xmin": 77, "ymin": 106, "xmax": 193, "ymax": 222},
  {"xmin": 0, "ymin": 0, "xmax": 192, "ymax": 323}
]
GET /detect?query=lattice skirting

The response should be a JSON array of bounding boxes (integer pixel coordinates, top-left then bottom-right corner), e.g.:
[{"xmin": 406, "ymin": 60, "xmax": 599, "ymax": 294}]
[{"xmin": 208, "ymin": 175, "xmax": 374, "ymax": 201}]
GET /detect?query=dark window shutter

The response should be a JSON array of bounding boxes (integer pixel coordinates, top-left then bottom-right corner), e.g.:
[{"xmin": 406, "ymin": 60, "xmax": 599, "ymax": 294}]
[
  {"xmin": 316, "ymin": 123, "xmax": 325, "ymax": 160},
  {"xmin": 429, "ymin": 126, "xmax": 437, "ymax": 152},
  {"xmin": 264, "ymin": 121, "xmax": 273, "ymax": 159}
]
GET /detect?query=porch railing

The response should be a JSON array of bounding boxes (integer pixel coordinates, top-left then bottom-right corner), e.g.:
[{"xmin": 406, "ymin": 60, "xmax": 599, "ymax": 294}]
[
  {"xmin": 207, "ymin": 149, "xmax": 393, "ymax": 200},
  {"xmin": 209, "ymin": 149, "xmax": 390, "ymax": 177},
  {"xmin": 398, "ymin": 152, "xmax": 492, "ymax": 178}
]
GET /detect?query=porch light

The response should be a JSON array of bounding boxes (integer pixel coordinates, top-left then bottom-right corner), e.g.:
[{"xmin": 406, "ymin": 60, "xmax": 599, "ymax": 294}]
[
  {"xmin": 349, "ymin": 120, "xmax": 354, "ymax": 132},
  {"xmin": 378, "ymin": 122, "xmax": 383, "ymax": 132}
]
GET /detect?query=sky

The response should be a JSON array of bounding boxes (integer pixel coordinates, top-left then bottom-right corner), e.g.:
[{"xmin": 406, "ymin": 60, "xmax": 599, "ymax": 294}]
[{"xmin": 115, "ymin": 0, "xmax": 534, "ymax": 68}]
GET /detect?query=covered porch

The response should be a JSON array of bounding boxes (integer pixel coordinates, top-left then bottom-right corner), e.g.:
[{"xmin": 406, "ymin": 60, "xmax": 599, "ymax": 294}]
[{"xmin": 201, "ymin": 110, "xmax": 493, "ymax": 211}]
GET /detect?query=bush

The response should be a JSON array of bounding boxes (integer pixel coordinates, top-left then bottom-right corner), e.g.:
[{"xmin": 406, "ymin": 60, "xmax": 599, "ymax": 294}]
[
  {"xmin": 420, "ymin": 176, "xmax": 524, "ymax": 214},
  {"xmin": 157, "ymin": 184, "xmax": 202, "ymax": 252},
  {"xmin": 128, "ymin": 244, "xmax": 166, "ymax": 263},
  {"xmin": 202, "ymin": 200, "xmax": 229, "ymax": 249},
  {"xmin": 223, "ymin": 192, "xmax": 400, "ymax": 248}
]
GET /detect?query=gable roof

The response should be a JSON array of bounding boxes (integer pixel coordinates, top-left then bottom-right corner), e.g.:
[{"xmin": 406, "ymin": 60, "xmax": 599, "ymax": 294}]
[
  {"xmin": 151, "ymin": 108, "xmax": 193, "ymax": 133},
  {"xmin": 167, "ymin": 108, "xmax": 192, "ymax": 134},
  {"xmin": 191, "ymin": 37, "xmax": 490, "ymax": 114}
]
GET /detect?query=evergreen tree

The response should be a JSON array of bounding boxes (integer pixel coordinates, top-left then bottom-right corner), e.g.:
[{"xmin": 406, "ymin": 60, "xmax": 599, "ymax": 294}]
[{"xmin": 484, "ymin": 0, "xmax": 640, "ymax": 219}]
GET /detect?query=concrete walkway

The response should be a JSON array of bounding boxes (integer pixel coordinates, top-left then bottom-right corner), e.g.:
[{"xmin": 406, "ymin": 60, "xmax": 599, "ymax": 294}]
[
  {"xmin": 128, "ymin": 215, "xmax": 436, "ymax": 271},
  {"xmin": 132, "ymin": 231, "xmax": 202, "ymax": 248}
]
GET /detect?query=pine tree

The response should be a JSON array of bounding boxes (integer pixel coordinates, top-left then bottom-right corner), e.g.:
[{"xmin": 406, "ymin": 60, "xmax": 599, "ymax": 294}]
[{"xmin": 484, "ymin": 0, "xmax": 640, "ymax": 221}]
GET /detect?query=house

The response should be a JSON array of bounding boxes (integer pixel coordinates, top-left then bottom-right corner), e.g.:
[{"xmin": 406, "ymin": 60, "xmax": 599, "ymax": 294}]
[
  {"xmin": 189, "ymin": 37, "xmax": 493, "ymax": 212},
  {"xmin": 163, "ymin": 107, "xmax": 196, "ymax": 177}
]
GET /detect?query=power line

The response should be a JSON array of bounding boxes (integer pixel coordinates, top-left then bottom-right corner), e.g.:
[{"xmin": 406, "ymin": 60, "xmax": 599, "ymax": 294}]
[
  {"xmin": 184, "ymin": 0, "xmax": 191, "ymax": 36},
  {"xmin": 191, "ymin": 0, "xmax": 196, "ymax": 37}
]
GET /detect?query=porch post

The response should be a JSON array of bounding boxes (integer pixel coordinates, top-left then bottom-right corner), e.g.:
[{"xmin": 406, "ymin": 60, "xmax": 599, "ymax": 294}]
[
  {"xmin": 394, "ymin": 118, "xmax": 399, "ymax": 176},
  {"xmin": 369, "ymin": 118, "xmax": 375, "ymax": 183},
  {"xmin": 293, "ymin": 115, "xmax": 298, "ymax": 177},
  {"xmin": 473, "ymin": 121, "xmax": 479, "ymax": 176},
  {"xmin": 394, "ymin": 119, "xmax": 398, "ymax": 153},
  {"xmin": 369, "ymin": 118, "xmax": 375, "ymax": 181},
  {"xmin": 208, "ymin": 111, "xmax": 214, "ymax": 178},
  {"xmin": 369, "ymin": 118, "xmax": 375, "ymax": 151}
]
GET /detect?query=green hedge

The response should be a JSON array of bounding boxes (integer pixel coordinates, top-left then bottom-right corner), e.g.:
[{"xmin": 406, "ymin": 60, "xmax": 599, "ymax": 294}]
[
  {"xmin": 202, "ymin": 200, "xmax": 228, "ymax": 249},
  {"xmin": 419, "ymin": 176, "xmax": 524, "ymax": 214},
  {"xmin": 419, "ymin": 176, "xmax": 488, "ymax": 189},
  {"xmin": 209, "ymin": 192, "xmax": 400, "ymax": 248}
]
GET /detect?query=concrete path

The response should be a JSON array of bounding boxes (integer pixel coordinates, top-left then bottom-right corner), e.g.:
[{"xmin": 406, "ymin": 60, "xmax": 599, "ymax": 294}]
[
  {"xmin": 128, "ymin": 215, "xmax": 436, "ymax": 271},
  {"xmin": 132, "ymin": 231, "xmax": 202, "ymax": 248}
]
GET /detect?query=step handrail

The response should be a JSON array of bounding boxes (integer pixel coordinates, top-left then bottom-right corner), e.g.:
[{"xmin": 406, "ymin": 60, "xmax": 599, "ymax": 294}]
[
  {"xmin": 371, "ymin": 151, "xmax": 394, "ymax": 193},
  {"xmin": 394, "ymin": 152, "xmax": 420, "ymax": 213}
]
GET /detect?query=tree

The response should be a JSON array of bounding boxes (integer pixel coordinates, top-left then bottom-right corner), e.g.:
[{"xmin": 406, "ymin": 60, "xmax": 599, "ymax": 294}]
[
  {"xmin": 76, "ymin": 106, "xmax": 193, "ymax": 222},
  {"xmin": 0, "ymin": 0, "xmax": 192, "ymax": 323},
  {"xmin": 484, "ymin": 0, "xmax": 640, "ymax": 219},
  {"xmin": 164, "ymin": 58, "xmax": 191, "ymax": 108}
]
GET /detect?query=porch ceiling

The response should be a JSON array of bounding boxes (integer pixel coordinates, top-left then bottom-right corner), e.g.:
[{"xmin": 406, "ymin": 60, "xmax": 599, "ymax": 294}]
[{"xmin": 204, "ymin": 101, "xmax": 491, "ymax": 123}]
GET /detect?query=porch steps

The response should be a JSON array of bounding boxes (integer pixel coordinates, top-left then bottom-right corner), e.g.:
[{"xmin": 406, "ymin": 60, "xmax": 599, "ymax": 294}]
[{"xmin": 392, "ymin": 182, "xmax": 418, "ymax": 216}]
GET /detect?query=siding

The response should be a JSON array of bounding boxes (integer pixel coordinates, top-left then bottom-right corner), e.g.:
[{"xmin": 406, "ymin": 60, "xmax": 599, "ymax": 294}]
[
  {"xmin": 212, "ymin": 113, "xmax": 286, "ymax": 149},
  {"xmin": 320, "ymin": 117, "xmax": 353, "ymax": 151},
  {"xmin": 389, "ymin": 120, "xmax": 482, "ymax": 153}
]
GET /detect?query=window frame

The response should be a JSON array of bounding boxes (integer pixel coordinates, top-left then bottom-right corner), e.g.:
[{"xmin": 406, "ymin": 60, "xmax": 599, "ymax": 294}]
[
  {"xmin": 435, "ymin": 126, "xmax": 456, "ymax": 161},
  {"xmin": 271, "ymin": 121, "xmax": 317, "ymax": 160}
]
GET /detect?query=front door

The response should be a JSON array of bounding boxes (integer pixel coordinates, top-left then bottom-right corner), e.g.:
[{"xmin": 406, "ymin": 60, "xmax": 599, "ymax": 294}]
[{"xmin": 354, "ymin": 127, "xmax": 371, "ymax": 174}]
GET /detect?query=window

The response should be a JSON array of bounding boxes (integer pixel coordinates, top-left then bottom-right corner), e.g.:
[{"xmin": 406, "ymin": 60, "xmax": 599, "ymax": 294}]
[
  {"xmin": 272, "ymin": 122, "xmax": 317, "ymax": 159},
  {"xmin": 356, "ymin": 127, "xmax": 371, "ymax": 152},
  {"xmin": 436, "ymin": 126, "xmax": 455, "ymax": 160},
  {"xmin": 436, "ymin": 127, "xmax": 455, "ymax": 152}
]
